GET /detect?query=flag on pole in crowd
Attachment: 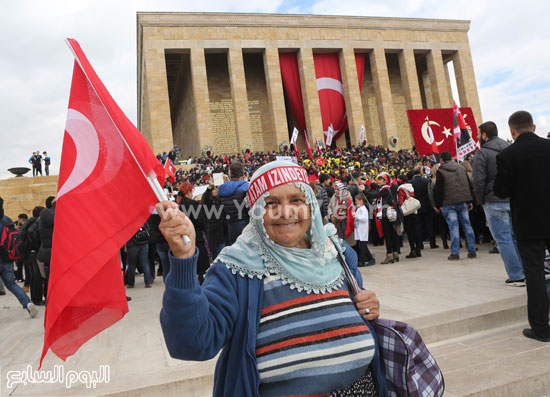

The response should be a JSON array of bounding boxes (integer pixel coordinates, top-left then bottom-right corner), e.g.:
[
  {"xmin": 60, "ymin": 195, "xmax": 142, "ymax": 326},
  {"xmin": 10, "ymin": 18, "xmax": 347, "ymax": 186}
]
[
  {"xmin": 315, "ymin": 138, "xmax": 322, "ymax": 155},
  {"xmin": 326, "ymin": 125, "xmax": 334, "ymax": 147},
  {"xmin": 303, "ymin": 130, "xmax": 314, "ymax": 160},
  {"xmin": 453, "ymin": 101, "xmax": 477, "ymax": 161},
  {"xmin": 358, "ymin": 124, "xmax": 366, "ymax": 146},
  {"xmin": 40, "ymin": 38, "xmax": 164, "ymax": 368},
  {"xmin": 224, "ymin": 154, "xmax": 230, "ymax": 166},
  {"xmin": 164, "ymin": 158, "xmax": 176, "ymax": 183},
  {"xmin": 425, "ymin": 116, "xmax": 440, "ymax": 156},
  {"xmin": 244, "ymin": 150, "xmax": 251, "ymax": 161}
]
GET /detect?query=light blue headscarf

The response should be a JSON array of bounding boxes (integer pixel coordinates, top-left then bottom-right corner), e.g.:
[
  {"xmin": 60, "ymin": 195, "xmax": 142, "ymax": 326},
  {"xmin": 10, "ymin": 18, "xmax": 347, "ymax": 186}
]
[{"xmin": 216, "ymin": 161, "xmax": 344, "ymax": 294}]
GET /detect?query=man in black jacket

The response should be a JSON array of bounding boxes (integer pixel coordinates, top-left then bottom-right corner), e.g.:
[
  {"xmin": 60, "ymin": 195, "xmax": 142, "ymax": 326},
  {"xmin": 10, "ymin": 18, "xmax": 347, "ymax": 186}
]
[
  {"xmin": 473, "ymin": 121, "xmax": 525, "ymax": 286},
  {"xmin": 410, "ymin": 166, "xmax": 439, "ymax": 249},
  {"xmin": 37, "ymin": 196, "xmax": 55, "ymax": 298},
  {"xmin": 218, "ymin": 162, "xmax": 249, "ymax": 245},
  {"xmin": 494, "ymin": 110, "xmax": 550, "ymax": 342}
]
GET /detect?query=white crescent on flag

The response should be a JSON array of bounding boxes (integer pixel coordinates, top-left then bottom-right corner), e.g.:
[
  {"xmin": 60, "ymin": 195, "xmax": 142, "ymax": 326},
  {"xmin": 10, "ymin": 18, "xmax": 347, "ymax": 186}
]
[
  {"xmin": 316, "ymin": 77, "xmax": 344, "ymax": 96},
  {"xmin": 57, "ymin": 109, "xmax": 100, "ymax": 199}
]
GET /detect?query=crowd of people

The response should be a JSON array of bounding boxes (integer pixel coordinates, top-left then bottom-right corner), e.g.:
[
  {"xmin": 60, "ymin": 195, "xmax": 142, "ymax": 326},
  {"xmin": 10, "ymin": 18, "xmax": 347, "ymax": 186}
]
[
  {"xmin": 27, "ymin": 151, "xmax": 51, "ymax": 176},
  {"xmin": 154, "ymin": 111, "xmax": 550, "ymax": 395},
  {"xmin": 2, "ymin": 110, "xmax": 549, "ymax": 393}
]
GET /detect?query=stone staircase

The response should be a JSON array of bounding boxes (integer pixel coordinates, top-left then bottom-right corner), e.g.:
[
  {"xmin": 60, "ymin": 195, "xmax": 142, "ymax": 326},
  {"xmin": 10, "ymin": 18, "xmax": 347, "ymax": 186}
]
[{"xmin": 3, "ymin": 244, "xmax": 549, "ymax": 396}]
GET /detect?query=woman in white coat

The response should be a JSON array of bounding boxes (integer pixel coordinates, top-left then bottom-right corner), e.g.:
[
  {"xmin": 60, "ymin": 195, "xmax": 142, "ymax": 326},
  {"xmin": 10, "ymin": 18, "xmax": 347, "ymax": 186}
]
[{"xmin": 353, "ymin": 193, "xmax": 375, "ymax": 266}]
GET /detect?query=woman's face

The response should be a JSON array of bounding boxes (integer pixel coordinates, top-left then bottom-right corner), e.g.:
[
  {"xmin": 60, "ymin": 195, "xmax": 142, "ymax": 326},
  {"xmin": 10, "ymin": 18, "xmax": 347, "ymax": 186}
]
[{"xmin": 263, "ymin": 184, "xmax": 311, "ymax": 248}]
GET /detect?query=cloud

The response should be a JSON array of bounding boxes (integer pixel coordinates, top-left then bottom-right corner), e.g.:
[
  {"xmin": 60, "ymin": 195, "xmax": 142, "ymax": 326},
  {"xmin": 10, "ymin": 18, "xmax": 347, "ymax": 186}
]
[{"xmin": 1, "ymin": 0, "xmax": 549, "ymax": 180}]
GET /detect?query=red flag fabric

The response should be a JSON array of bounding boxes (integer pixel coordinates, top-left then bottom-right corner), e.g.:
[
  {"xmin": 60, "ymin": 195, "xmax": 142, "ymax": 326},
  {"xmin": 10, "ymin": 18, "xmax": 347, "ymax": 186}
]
[
  {"xmin": 244, "ymin": 151, "xmax": 251, "ymax": 161},
  {"xmin": 344, "ymin": 199, "xmax": 355, "ymax": 238},
  {"xmin": 40, "ymin": 38, "xmax": 163, "ymax": 367},
  {"xmin": 224, "ymin": 154, "xmax": 230, "ymax": 166},
  {"xmin": 314, "ymin": 157, "xmax": 326, "ymax": 167},
  {"xmin": 164, "ymin": 158, "xmax": 176, "ymax": 183},
  {"xmin": 314, "ymin": 53, "xmax": 347, "ymax": 143},
  {"xmin": 279, "ymin": 53, "xmax": 307, "ymax": 134},
  {"xmin": 407, "ymin": 107, "xmax": 478, "ymax": 158},
  {"xmin": 425, "ymin": 116, "xmax": 440, "ymax": 155},
  {"xmin": 304, "ymin": 130, "xmax": 314, "ymax": 160},
  {"xmin": 407, "ymin": 109, "xmax": 457, "ymax": 157},
  {"xmin": 314, "ymin": 53, "xmax": 366, "ymax": 143}
]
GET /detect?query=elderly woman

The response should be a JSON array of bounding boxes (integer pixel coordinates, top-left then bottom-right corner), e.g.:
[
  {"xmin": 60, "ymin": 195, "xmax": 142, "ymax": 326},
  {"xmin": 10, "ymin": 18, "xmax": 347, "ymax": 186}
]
[{"xmin": 157, "ymin": 161, "xmax": 387, "ymax": 396}]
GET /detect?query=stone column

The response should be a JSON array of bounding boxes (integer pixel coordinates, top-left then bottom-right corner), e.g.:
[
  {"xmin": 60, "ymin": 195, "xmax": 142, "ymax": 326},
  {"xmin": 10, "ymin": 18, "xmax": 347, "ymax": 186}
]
[
  {"xmin": 426, "ymin": 48, "xmax": 451, "ymax": 108},
  {"xmin": 444, "ymin": 63, "xmax": 455, "ymax": 106},
  {"xmin": 398, "ymin": 48, "xmax": 423, "ymax": 110},
  {"xmin": 453, "ymin": 49, "xmax": 483, "ymax": 124},
  {"xmin": 263, "ymin": 48, "xmax": 289, "ymax": 151},
  {"xmin": 297, "ymin": 48, "xmax": 324, "ymax": 145},
  {"xmin": 189, "ymin": 48, "xmax": 213, "ymax": 151},
  {"xmin": 227, "ymin": 48, "xmax": 253, "ymax": 151},
  {"xmin": 339, "ymin": 48, "xmax": 365, "ymax": 146},
  {"xmin": 143, "ymin": 46, "xmax": 173, "ymax": 154},
  {"xmin": 369, "ymin": 48, "xmax": 397, "ymax": 147}
]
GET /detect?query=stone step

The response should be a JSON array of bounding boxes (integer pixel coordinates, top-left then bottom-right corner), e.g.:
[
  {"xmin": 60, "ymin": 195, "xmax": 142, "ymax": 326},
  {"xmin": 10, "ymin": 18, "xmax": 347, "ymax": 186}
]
[
  {"xmin": 409, "ymin": 295, "xmax": 527, "ymax": 344},
  {"xmin": 430, "ymin": 323, "xmax": 550, "ymax": 396}
]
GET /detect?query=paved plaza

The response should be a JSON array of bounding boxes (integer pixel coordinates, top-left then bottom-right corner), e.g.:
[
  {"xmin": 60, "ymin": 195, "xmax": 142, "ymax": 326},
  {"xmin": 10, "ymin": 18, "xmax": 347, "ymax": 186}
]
[{"xmin": 1, "ymin": 242, "xmax": 549, "ymax": 396}]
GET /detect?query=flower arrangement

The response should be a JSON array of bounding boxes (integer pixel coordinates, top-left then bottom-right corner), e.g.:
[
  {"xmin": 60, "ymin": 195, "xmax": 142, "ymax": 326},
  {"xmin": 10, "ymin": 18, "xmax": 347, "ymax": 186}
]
[
  {"xmin": 202, "ymin": 145, "xmax": 213, "ymax": 157},
  {"xmin": 279, "ymin": 141, "xmax": 290, "ymax": 152}
]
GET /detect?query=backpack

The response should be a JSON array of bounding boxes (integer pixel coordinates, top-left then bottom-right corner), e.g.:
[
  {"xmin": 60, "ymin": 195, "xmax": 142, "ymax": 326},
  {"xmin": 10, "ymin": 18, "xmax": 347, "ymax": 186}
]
[
  {"xmin": 1, "ymin": 219, "xmax": 22, "ymax": 262},
  {"xmin": 17, "ymin": 218, "xmax": 41, "ymax": 259},
  {"xmin": 132, "ymin": 224, "xmax": 150, "ymax": 244}
]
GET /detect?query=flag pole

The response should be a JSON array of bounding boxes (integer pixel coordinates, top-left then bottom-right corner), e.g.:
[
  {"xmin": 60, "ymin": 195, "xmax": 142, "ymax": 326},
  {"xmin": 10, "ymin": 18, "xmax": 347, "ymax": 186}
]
[{"xmin": 65, "ymin": 39, "xmax": 190, "ymax": 244}]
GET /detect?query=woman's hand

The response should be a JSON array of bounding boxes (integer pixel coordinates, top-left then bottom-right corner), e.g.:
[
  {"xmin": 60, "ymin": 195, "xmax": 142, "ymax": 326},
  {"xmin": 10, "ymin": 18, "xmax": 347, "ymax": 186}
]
[
  {"xmin": 354, "ymin": 289, "xmax": 380, "ymax": 321},
  {"xmin": 156, "ymin": 200, "xmax": 196, "ymax": 259}
]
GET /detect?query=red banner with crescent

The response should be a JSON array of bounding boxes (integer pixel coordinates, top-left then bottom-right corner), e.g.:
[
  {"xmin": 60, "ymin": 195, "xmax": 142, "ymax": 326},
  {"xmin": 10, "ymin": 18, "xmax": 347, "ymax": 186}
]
[
  {"xmin": 313, "ymin": 53, "xmax": 365, "ymax": 143},
  {"xmin": 407, "ymin": 108, "xmax": 478, "ymax": 158}
]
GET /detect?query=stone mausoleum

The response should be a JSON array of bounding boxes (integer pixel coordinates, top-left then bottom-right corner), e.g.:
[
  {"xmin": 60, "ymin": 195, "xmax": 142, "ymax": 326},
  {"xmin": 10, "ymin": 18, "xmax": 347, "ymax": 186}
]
[{"xmin": 138, "ymin": 12, "xmax": 481, "ymax": 158}]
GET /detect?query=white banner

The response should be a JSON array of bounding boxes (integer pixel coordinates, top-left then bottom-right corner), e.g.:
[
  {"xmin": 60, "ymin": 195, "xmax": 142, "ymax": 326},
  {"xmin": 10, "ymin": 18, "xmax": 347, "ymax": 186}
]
[
  {"xmin": 359, "ymin": 124, "xmax": 366, "ymax": 145},
  {"xmin": 276, "ymin": 155, "xmax": 298, "ymax": 164},
  {"xmin": 326, "ymin": 125, "xmax": 334, "ymax": 146},
  {"xmin": 290, "ymin": 127, "xmax": 299, "ymax": 145}
]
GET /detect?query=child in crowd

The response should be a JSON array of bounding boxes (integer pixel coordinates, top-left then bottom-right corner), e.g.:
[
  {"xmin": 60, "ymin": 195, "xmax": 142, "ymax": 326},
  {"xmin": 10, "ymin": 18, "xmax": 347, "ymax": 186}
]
[{"xmin": 353, "ymin": 193, "xmax": 375, "ymax": 267}]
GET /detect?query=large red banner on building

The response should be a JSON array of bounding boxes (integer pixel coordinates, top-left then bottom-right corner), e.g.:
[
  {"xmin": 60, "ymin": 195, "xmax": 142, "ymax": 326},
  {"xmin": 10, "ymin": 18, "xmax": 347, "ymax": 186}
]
[
  {"xmin": 313, "ymin": 53, "xmax": 365, "ymax": 143},
  {"xmin": 407, "ymin": 107, "xmax": 478, "ymax": 158}
]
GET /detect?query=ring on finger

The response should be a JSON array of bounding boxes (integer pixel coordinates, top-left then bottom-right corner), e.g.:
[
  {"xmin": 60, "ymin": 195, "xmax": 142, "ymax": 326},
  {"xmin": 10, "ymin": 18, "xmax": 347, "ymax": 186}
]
[{"xmin": 364, "ymin": 307, "xmax": 370, "ymax": 315}]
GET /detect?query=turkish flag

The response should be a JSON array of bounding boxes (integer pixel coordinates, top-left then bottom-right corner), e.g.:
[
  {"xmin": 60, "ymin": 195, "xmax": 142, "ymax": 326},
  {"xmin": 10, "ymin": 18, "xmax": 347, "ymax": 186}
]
[
  {"xmin": 40, "ymin": 39, "xmax": 163, "ymax": 367},
  {"xmin": 164, "ymin": 158, "xmax": 176, "ymax": 183},
  {"xmin": 407, "ymin": 108, "xmax": 478, "ymax": 158},
  {"xmin": 314, "ymin": 53, "xmax": 365, "ymax": 143}
]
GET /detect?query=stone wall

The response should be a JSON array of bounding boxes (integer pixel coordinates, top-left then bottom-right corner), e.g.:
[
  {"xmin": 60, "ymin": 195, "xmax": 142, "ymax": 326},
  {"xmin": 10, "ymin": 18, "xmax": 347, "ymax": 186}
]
[
  {"xmin": 0, "ymin": 176, "xmax": 58, "ymax": 219},
  {"xmin": 243, "ymin": 53, "xmax": 275, "ymax": 153},
  {"xmin": 206, "ymin": 53, "xmax": 238, "ymax": 154},
  {"xmin": 171, "ymin": 54, "xmax": 201, "ymax": 159},
  {"xmin": 137, "ymin": 13, "xmax": 482, "ymax": 155}
]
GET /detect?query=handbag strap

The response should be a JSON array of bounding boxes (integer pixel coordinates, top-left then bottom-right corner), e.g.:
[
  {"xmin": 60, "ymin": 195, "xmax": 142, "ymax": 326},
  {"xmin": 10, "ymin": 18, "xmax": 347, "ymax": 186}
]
[{"xmin": 329, "ymin": 237, "xmax": 360, "ymax": 295}]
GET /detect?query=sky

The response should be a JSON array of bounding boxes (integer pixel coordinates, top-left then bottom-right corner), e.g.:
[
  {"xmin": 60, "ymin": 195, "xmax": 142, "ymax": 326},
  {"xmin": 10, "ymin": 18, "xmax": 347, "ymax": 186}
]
[{"xmin": 0, "ymin": 0, "xmax": 549, "ymax": 179}]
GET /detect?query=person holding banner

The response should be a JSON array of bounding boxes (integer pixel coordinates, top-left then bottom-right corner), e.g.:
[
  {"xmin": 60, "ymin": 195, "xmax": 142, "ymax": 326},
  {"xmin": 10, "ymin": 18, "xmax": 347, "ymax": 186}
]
[{"xmin": 157, "ymin": 161, "xmax": 386, "ymax": 396}]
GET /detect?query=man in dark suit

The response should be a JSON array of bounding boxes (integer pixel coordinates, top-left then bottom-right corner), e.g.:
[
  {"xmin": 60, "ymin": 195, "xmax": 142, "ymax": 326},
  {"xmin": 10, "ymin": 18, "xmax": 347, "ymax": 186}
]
[
  {"xmin": 410, "ymin": 165, "xmax": 439, "ymax": 249},
  {"xmin": 494, "ymin": 110, "xmax": 550, "ymax": 342}
]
